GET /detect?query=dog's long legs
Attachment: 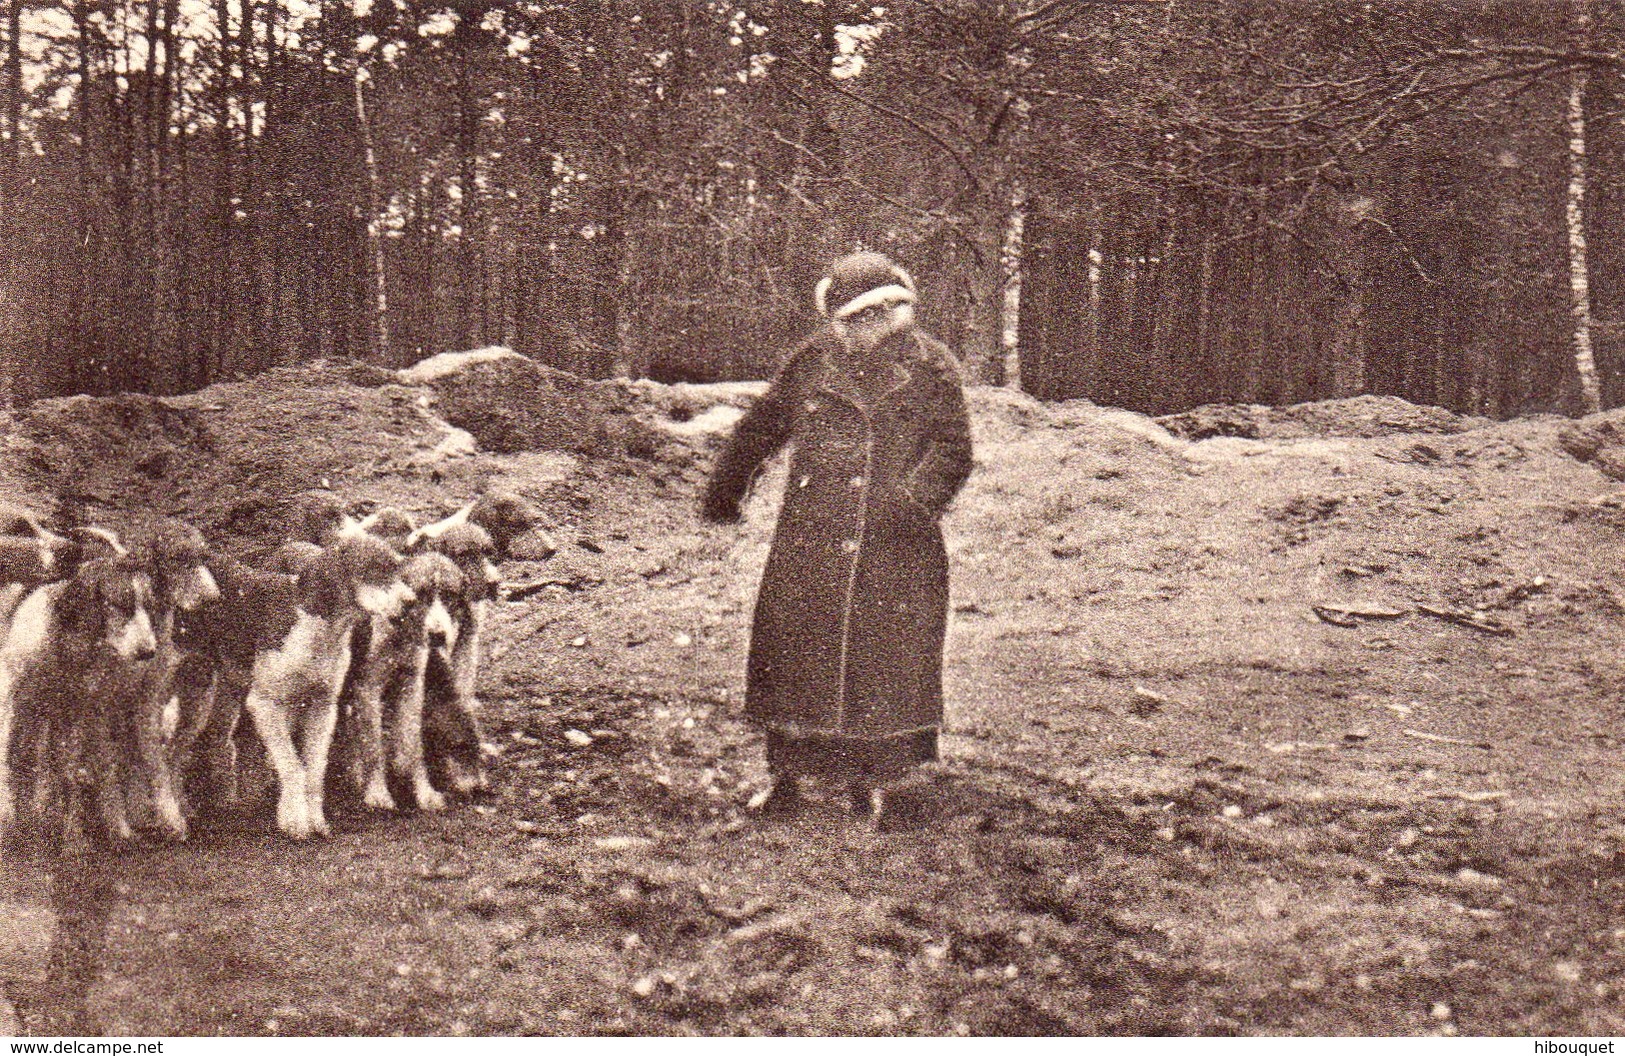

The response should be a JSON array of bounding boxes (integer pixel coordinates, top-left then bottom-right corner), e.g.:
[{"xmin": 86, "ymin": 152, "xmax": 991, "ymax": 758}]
[
  {"xmin": 87, "ymin": 699, "xmax": 134, "ymax": 844},
  {"xmin": 298, "ymin": 700, "xmax": 339, "ymax": 837},
  {"xmin": 195, "ymin": 669, "xmax": 240, "ymax": 808},
  {"xmin": 167, "ymin": 658, "xmax": 220, "ymax": 817},
  {"xmin": 353, "ymin": 667, "xmax": 396, "ymax": 813},
  {"xmin": 0, "ymin": 669, "xmax": 14, "ymax": 830},
  {"xmin": 134, "ymin": 661, "xmax": 188, "ymax": 840},
  {"xmin": 444, "ymin": 629, "xmax": 490, "ymax": 795},
  {"xmin": 68, "ymin": 669, "xmax": 134, "ymax": 846},
  {"xmin": 245, "ymin": 690, "xmax": 312, "ymax": 839},
  {"xmin": 393, "ymin": 647, "xmax": 444, "ymax": 812}
]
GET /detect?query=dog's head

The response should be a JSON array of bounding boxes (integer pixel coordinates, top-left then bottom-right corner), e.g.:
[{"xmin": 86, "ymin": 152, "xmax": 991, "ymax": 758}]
[
  {"xmin": 424, "ymin": 522, "xmax": 502, "ymax": 603},
  {"xmin": 265, "ymin": 539, "xmax": 324, "ymax": 577},
  {"xmin": 468, "ymin": 491, "xmax": 554, "ymax": 559},
  {"xmin": 130, "ymin": 518, "xmax": 220, "ymax": 614},
  {"xmin": 298, "ymin": 534, "xmax": 413, "ymax": 621},
  {"xmin": 0, "ymin": 501, "xmax": 75, "ymax": 584},
  {"xmin": 59, "ymin": 556, "xmax": 159, "ymax": 662},
  {"xmin": 352, "ymin": 507, "xmax": 417, "ymax": 551},
  {"xmin": 399, "ymin": 552, "xmax": 465, "ymax": 652},
  {"xmin": 291, "ymin": 491, "xmax": 349, "ymax": 546}
]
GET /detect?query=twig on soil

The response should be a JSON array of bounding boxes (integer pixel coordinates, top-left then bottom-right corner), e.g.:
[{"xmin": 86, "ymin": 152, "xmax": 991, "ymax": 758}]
[
  {"xmin": 1429, "ymin": 789, "xmax": 1507, "ymax": 803},
  {"xmin": 1402, "ymin": 728, "xmax": 1493, "ymax": 750},
  {"xmin": 1130, "ymin": 685, "xmax": 1174, "ymax": 716},
  {"xmin": 504, "ymin": 575, "xmax": 604, "ymax": 600},
  {"xmin": 1312, "ymin": 606, "xmax": 1360, "ymax": 627},
  {"xmin": 1416, "ymin": 604, "xmax": 1515, "ymax": 637},
  {"xmin": 1312, "ymin": 603, "xmax": 1409, "ymax": 627}
]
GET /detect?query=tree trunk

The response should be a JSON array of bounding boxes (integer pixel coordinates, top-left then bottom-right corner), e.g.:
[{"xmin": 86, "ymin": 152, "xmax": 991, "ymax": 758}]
[
  {"xmin": 0, "ymin": 0, "xmax": 21, "ymax": 401},
  {"xmin": 1001, "ymin": 187, "xmax": 1024, "ymax": 388},
  {"xmin": 955, "ymin": 215, "xmax": 1007, "ymax": 386},
  {"xmin": 455, "ymin": 54, "xmax": 482, "ymax": 351},
  {"xmin": 1567, "ymin": 67, "xmax": 1602, "ymax": 415},
  {"xmin": 353, "ymin": 67, "xmax": 389, "ymax": 362},
  {"xmin": 3, "ymin": 0, "xmax": 20, "ymax": 172},
  {"xmin": 1328, "ymin": 197, "xmax": 1370, "ymax": 398},
  {"xmin": 71, "ymin": 0, "xmax": 98, "ymax": 395},
  {"xmin": 1193, "ymin": 231, "xmax": 1215, "ymax": 406},
  {"xmin": 210, "ymin": 0, "xmax": 234, "ymax": 381},
  {"xmin": 1015, "ymin": 205, "xmax": 1057, "ymax": 399}
]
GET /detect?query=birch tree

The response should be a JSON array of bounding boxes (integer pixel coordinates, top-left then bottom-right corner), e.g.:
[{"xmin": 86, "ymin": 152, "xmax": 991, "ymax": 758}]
[
  {"xmin": 1567, "ymin": 0, "xmax": 1602, "ymax": 415},
  {"xmin": 354, "ymin": 63, "xmax": 388, "ymax": 361}
]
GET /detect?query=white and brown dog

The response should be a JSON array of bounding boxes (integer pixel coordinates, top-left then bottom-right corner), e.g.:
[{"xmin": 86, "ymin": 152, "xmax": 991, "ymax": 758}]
[
  {"xmin": 412, "ymin": 521, "xmax": 503, "ymax": 798},
  {"xmin": 0, "ymin": 542, "xmax": 160, "ymax": 845},
  {"xmin": 406, "ymin": 492, "xmax": 557, "ymax": 561},
  {"xmin": 176, "ymin": 535, "xmax": 412, "ymax": 839},
  {"xmin": 344, "ymin": 550, "xmax": 464, "ymax": 813},
  {"xmin": 120, "ymin": 519, "xmax": 220, "ymax": 841},
  {"xmin": 0, "ymin": 506, "xmax": 91, "ymax": 838}
]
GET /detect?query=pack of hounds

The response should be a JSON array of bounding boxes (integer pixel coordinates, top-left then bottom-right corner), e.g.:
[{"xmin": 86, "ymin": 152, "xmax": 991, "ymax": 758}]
[{"xmin": 0, "ymin": 491, "xmax": 552, "ymax": 852}]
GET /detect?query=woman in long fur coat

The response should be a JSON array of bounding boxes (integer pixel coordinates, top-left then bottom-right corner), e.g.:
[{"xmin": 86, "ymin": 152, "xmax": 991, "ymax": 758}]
[{"xmin": 702, "ymin": 251, "xmax": 974, "ymax": 823}]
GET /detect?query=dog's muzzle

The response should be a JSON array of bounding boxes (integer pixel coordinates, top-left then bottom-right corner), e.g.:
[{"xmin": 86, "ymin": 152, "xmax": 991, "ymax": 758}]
[
  {"xmin": 424, "ymin": 597, "xmax": 457, "ymax": 651},
  {"xmin": 174, "ymin": 565, "xmax": 221, "ymax": 611},
  {"xmin": 115, "ymin": 607, "xmax": 159, "ymax": 661},
  {"xmin": 358, "ymin": 580, "xmax": 416, "ymax": 620}
]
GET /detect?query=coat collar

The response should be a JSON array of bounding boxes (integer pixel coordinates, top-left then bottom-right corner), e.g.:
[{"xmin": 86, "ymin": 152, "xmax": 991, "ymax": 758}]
[{"xmin": 817, "ymin": 327, "xmax": 918, "ymax": 409}]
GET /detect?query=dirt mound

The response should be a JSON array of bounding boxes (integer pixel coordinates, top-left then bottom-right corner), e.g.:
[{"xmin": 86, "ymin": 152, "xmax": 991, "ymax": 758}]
[
  {"xmin": 1, "ymin": 393, "xmax": 211, "ymax": 519},
  {"xmin": 1, "ymin": 362, "xmax": 488, "ymax": 549},
  {"xmin": 617, "ymin": 379, "xmax": 761, "ymax": 440},
  {"xmin": 425, "ymin": 356, "xmax": 627, "ymax": 456},
  {"xmin": 1159, "ymin": 394, "xmax": 1490, "ymax": 441},
  {"xmin": 1556, "ymin": 406, "xmax": 1625, "ymax": 481},
  {"xmin": 0, "ymin": 355, "xmax": 724, "ymax": 553}
]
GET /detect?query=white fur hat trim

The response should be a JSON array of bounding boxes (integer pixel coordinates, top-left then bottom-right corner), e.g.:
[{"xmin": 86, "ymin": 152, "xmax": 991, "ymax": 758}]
[{"xmin": 829, "ymin": 283, "xmax": 917, "ymax": 319}]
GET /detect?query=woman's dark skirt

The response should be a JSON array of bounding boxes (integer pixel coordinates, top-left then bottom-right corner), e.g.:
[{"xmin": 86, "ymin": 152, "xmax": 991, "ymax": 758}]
[{"xmin": 765, "ymin": 727, "xmax": 938, "ymax": 785}]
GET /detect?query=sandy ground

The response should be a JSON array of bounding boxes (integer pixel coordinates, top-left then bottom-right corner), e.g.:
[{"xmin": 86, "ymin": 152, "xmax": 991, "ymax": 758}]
[{"xmin": 3, "ymin": 360, "xmax": 1625, "ymax": 1036}]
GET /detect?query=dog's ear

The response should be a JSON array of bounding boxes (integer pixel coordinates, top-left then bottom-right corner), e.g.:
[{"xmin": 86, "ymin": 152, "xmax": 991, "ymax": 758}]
[
  {"xmin": 296, "ymin": 553, "xmax": 350, "ymax": 619},
  {"xmin": 480, "ymin": 558, "xmax": 501, "ymax": 601},
  {"xmin": 57, "ymin": 564, "xmax": 103, "ymax": 636},
  {"xmin": 68, "ymin": 525, "xmax": 127, "ymax": 556},
  {"xmin": 50, "ymin": 538, "xmax": 87, "ymax": 578}
]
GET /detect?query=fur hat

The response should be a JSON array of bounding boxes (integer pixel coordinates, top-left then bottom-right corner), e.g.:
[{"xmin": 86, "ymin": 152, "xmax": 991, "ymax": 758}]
[{"xmin": 815, "ymin": 251, "xmax": 918, "ymax": 319}]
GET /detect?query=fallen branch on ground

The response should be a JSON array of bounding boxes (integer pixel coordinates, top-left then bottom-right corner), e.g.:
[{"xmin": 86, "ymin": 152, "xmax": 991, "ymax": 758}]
[
  {"xmin": 1403, "ymin": 728, "xmax": 1493, "ymax": 750},
  {"xmin": 1313, "ymin": 602, "xmax": 1410, "ymax": 627},
  {"xmin": 1417, "ymin": 604, "xmax": 1514, "ymax": 637}
]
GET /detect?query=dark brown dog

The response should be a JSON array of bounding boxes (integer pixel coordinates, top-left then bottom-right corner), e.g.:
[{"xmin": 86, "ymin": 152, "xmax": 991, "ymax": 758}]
[
  {"xmin": 408, "ymin": 492, "xmax": 556, "ymax": 560},
  {"xmin": 0, "ymin": 550, "xmax": 159, "ymax": 848},
  {"xmin": 120, "ymin": 519, "xmax": 220, "ymax": 841}
]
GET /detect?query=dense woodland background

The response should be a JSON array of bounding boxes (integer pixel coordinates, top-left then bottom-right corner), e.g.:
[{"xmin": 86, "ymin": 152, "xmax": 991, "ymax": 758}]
[{"xmin": 2, "ymin": 0, "xmax": 1625, "ymax": 417}]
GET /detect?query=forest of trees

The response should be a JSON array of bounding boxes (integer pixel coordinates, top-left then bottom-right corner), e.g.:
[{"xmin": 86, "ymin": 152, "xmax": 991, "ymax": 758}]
[{"xmin": 3, "ymin": 0, "xmax": 1625, "ymax": 418}]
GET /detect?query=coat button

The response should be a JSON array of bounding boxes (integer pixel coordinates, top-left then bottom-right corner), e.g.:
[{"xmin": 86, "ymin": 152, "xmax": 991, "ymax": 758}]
[
  {"xmin": 841, "ymin": 539, "xmax": 859, "ymax": 554},
  {"xmin": 850, "ymin": 475, "xmax": 865, "ymax": 488}
]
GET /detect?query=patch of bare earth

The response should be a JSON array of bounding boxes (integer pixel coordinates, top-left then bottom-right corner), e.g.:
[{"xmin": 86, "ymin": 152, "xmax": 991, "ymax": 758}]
[{"xmin": 4, "ymin": 361, "xmax": 1625, "ymax": 1035}]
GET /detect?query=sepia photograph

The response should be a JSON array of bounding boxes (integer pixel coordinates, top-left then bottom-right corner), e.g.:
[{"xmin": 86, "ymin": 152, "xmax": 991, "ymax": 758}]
[{"xmin": 1, "ymin": 0, "xmax": 1623, "ymax": 1039}]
